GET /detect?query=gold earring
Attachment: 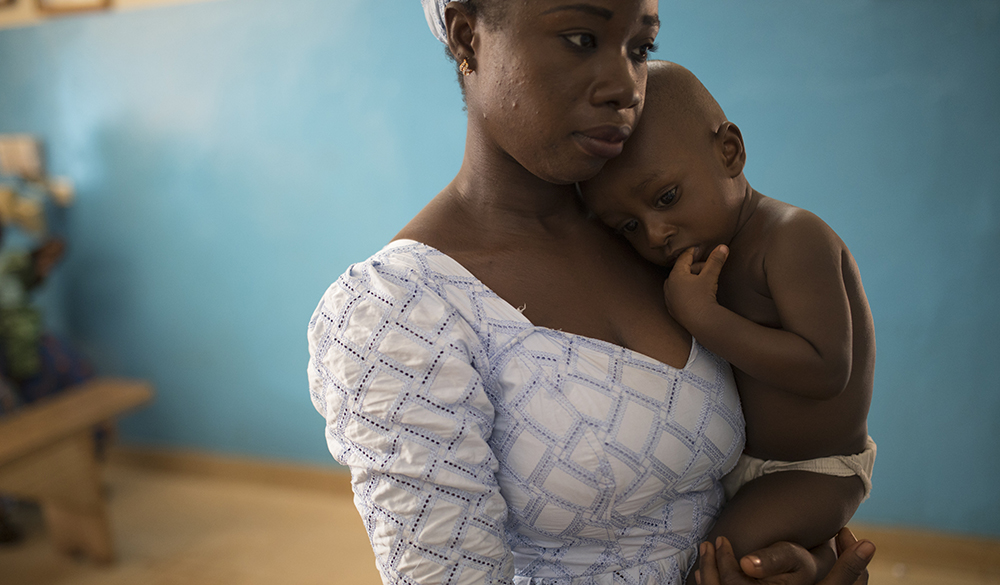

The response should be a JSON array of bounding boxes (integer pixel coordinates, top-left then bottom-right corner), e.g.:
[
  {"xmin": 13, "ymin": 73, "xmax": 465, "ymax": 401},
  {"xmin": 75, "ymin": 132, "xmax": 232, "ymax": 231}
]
[{"xmin": 459, "ymin": 58, "xmax": 473, "ymax": 77}]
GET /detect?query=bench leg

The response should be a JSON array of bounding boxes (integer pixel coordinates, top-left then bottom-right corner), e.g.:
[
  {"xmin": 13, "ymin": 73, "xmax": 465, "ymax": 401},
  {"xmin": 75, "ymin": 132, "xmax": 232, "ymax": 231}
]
[
  {"xmin": 42, "ymin": 497, "xmax": 113, "ymax": 563},
  {"xmin": 0, "ymin": 430, "xmax": 114, "ymax": 563}
]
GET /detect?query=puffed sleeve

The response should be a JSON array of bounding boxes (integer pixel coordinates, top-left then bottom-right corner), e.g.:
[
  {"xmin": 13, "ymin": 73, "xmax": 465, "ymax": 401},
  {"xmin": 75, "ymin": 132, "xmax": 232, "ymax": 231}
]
[{"xmin": 308, "ymin": 256, "xmax": 514, "ymax": 585}]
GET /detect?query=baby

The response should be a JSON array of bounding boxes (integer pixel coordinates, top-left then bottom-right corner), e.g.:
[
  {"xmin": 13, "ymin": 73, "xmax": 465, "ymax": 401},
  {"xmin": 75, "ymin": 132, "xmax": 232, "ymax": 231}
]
[{"xmin": 581, "ymin": 61, "xmax": 876, "ymax": 560}]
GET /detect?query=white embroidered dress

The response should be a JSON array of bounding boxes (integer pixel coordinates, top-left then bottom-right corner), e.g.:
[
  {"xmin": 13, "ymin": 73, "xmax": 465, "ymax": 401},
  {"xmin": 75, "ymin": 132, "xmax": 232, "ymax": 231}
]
[{"xmin": 308, "ymin": 240, "xmax": 745, "ymax": 585}]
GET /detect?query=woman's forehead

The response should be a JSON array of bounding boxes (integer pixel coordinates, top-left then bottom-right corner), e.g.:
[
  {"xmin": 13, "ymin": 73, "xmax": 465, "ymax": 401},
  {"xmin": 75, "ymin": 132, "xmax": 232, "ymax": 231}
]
[
  {"xmin": 509, "ymin": 0, "xmax": 659, "ymax": 22},
  {"xmin": 422, "ymin": 0, "xmax": 658, "ymax": 45}
]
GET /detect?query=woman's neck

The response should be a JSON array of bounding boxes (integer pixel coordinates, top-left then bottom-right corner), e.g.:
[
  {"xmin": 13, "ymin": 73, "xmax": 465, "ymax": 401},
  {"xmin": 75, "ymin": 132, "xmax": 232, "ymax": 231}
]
[
  {"xmin": 446, "ymin": 131, "xmax": 585, "ymax": 235},
  {"xmin": 452, "ymin": 165, "xmax": 577, "ymax": 222},
  {"xmin": 395, "ymin": 121, "xmax": 595, "ymax": 252}
]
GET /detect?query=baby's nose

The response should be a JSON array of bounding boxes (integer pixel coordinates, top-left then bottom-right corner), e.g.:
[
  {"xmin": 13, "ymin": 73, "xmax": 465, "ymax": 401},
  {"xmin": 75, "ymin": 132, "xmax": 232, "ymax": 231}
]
[{"xmin": 646, "ymin": 223, "xmax": 674, "ymax": 248}]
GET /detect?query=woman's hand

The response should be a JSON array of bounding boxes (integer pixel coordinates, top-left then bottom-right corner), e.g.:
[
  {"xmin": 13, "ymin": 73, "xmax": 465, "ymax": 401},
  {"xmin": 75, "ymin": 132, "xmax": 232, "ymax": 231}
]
[{"xmin": 694, "ymin": 528, "xmax": 874, "ymax": 585}]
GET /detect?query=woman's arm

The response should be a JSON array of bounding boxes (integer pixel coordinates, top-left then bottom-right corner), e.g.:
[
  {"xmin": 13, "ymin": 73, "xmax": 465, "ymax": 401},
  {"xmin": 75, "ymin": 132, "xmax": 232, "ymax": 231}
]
[{"xmin": 308, "ymin": 257, "xmax": 514, "ymax": 584}]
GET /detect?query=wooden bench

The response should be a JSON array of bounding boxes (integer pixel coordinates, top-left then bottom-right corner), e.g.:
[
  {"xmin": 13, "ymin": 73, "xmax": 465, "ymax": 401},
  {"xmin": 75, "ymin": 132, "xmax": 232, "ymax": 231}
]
[{"xmin": 0, "ymin": 378, "xmax": 153, "ymax": 563}]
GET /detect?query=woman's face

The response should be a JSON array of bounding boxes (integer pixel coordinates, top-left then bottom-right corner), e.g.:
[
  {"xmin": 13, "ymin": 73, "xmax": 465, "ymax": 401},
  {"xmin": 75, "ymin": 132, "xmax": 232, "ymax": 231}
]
[{"xmin": 465, "ymin": 0, "xmax": 660, "ymax": 185}]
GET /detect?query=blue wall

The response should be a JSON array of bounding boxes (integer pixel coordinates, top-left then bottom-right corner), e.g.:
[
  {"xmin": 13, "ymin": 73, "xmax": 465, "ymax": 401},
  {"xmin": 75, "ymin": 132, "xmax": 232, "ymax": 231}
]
[{"xmin": 0, "ymin": 1, "xmax": 996, "ymax": 537}]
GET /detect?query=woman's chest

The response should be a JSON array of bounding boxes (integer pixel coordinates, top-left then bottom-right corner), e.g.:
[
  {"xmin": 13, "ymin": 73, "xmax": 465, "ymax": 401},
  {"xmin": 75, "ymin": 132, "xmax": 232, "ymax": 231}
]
[
  {"xmin": 456, "ymin": 235, "xmax": 693, "ymax": 370},
  {"xmin": 482, "ymin": 329, "xmax": 745, "ymax": 533}
]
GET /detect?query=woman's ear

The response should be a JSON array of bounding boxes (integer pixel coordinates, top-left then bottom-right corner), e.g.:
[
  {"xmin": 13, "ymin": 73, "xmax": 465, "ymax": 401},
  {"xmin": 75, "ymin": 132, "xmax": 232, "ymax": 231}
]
[
  {"xmin": 445, "ymin": 2, "xmax": 477, "ymax": 67},
  {"xmin": 716, "ymin": 121, "xmax": 746, "ymax": 178}
]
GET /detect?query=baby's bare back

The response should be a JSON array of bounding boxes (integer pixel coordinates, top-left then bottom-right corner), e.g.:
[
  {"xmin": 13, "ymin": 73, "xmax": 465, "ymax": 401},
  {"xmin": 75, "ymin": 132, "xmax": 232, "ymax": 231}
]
[{"xmin": 717, "ymin": 195, "xmax": 874, "ymax": 461}]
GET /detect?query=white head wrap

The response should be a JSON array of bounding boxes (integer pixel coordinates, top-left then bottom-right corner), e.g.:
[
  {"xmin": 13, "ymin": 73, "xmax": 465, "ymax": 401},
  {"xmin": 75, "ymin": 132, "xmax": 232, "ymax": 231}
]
[{"xmin": 422, "ymin": 0, "xmax": 469, "ymax": 45}]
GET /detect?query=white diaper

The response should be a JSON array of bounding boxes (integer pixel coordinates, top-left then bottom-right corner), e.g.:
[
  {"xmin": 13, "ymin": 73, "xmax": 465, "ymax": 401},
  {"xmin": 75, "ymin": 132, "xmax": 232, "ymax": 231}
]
[{"xmin": 722, "ymin": 436, "xmax": 877, "ymax": 501}]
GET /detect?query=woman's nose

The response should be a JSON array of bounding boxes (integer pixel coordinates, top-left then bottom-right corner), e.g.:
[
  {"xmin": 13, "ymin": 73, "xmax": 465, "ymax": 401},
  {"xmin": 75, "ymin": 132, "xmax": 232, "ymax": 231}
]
[{"xmin": 591, "ymin": 51, "xmax": 641, "ymax": 110}]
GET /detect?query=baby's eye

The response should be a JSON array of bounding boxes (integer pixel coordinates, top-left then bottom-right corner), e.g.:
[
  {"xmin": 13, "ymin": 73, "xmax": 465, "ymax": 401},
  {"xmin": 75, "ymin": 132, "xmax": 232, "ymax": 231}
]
[
  {"xmin": 655, "ymin": 188, "xmax": 678, "ymax": 208},
  {"xmin": 618, "ymin": 219, "xmax": 639, "ymax": 235},
  {"xmin": 564, "ymin": 33, "xmax": 597, "ymax": 49}
]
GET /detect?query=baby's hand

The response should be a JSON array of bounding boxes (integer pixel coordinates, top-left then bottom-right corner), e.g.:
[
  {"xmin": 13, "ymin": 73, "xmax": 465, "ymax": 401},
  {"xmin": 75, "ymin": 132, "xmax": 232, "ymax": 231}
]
[{"xmin": 664, "ymin": 245, "xmax": 728, "ymax": 328}]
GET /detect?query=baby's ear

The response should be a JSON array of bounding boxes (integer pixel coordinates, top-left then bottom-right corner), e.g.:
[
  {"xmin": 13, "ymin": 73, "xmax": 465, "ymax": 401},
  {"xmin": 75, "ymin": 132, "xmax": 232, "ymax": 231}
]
[{"xmin": 716, "ymin": 122, "xmax": 746, "ymax": 177}]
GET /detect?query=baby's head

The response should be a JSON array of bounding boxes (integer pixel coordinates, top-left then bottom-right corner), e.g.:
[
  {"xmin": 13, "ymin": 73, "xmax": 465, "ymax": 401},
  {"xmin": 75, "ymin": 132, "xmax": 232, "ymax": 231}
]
[{"xmin": 582, "ymin": 61, "xmax": 749, "ymax": 267}]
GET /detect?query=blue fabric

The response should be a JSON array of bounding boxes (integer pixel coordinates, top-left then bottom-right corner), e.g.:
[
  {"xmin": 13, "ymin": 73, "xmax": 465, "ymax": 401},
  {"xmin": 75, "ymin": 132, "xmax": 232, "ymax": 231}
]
[{"xmin": 308, "ymin": 240, "xmax": 745, "ymax": 584}]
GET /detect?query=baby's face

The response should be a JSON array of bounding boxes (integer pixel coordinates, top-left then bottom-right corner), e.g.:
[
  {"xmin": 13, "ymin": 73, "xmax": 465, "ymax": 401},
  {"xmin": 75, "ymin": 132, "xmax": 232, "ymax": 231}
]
[{"xmin": 582, "ymin": 124, "xmax": 741, "ymax": 267}]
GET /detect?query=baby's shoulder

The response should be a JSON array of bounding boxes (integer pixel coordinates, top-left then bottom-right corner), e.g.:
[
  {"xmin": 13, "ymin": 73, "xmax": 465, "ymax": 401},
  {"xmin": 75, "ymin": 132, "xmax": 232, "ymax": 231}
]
[{"xmin": 755, "ymin": 197, "xmax": 846, "ymax": 256}]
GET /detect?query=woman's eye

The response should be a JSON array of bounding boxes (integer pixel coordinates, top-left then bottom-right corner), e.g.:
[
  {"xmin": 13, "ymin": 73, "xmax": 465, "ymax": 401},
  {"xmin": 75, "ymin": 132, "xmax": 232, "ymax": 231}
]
[
  {"xmin": 618, "ymin": 219, "xmax": 639, "ymax": 235},
  {"xmin": 564, "ymin": 33, "xmax": 597, "ymax": 49},
  {"xmin": 631, "ymin": 42, "xmax": 658, "ymax": 63},
  {"xmin": 655, "ymin": 188, "xmax": 677, "ymax": 207}
]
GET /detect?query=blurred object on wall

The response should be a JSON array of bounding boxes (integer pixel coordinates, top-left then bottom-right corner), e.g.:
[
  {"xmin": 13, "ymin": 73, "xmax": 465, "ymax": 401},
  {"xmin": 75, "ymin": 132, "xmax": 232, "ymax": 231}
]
[
  {"xmin": 36, "ymin": 0, "xmax": 111, "ymax": 14},
  {"xmin": 0, "ymin": 134, "xmax": 81, "ymax": 390},
  {"xmin": 0, "ymin": 1, "xmax": 16, "ymax": 10},
  {"xmin": 0, "ymin": 133, "xmax": 95, "ymax": 551},
  {"xmin": 0, "ymin": 135, "xmax": 73, "ymax": 238},
  {"xmin": 0, "ymin": 135, "xmax": 42, "ymax": 180}
]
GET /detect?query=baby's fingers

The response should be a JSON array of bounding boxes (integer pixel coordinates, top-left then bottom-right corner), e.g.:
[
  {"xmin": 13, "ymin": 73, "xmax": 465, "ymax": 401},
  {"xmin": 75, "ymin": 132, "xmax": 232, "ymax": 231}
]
[
  {"xmin": 699, "ymin": 245, "xmax": 729, "ymax": 282},
  {"xmin": 669, "ymin": 247, "xmax": 700, "ymax": 277}
]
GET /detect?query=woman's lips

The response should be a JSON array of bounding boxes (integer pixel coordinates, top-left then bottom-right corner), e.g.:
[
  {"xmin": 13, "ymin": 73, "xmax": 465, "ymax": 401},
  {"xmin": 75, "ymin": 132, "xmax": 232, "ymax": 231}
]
[{"xmin": 574, "ymin": 125, "xmax": 631, "ymax": 159}]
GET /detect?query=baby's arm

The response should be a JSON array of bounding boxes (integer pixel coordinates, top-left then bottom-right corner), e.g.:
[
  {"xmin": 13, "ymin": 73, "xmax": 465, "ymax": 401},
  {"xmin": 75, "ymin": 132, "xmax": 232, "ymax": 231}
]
[{"xmin": 665, "ymin": 213, "xmax": 854, "ymax": 399}]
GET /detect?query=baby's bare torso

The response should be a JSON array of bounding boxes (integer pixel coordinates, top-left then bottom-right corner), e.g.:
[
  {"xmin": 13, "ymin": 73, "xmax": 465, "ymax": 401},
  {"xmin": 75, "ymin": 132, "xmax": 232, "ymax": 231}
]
[{"xmin": 717, "ymin": 195, "xmax": 874, "ymax": 461}]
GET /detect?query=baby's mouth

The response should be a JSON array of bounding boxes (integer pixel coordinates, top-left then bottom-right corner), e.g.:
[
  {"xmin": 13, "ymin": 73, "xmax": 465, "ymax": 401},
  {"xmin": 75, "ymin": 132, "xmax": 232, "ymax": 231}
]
[{"xmin": 664, "ymin": 245, "xmax": 701, "ymax": 267}]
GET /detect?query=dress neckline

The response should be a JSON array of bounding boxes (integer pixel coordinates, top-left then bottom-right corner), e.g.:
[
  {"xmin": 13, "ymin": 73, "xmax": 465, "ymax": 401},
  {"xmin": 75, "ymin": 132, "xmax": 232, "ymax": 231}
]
[{"xmin": 386, "ymin": 238, "xmax": 699, "ymax": 372}]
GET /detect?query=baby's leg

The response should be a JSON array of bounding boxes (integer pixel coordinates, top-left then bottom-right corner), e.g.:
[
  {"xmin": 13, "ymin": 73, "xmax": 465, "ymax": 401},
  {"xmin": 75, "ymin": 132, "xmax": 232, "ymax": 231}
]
[{"xmin": 707, "ymin": 470, "xmax": 866, "ymax": 560}]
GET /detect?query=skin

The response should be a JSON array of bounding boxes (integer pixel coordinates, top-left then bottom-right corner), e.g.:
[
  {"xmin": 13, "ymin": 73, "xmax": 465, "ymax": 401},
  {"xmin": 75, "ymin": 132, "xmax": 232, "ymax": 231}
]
[
  {"xmin": 399, "ymin": 0, "xmax": 689, "ymax": 366},
  {"xmin": 582, "ymin": 62, "xmax": 874, "ymax": 562},
  {"xmin": 695, "ymin": 530, "xmax": 874, "ymax": 585},
  {"xmin": 397, "ymin": 5, "xmax": 872, "ymax": 583}
]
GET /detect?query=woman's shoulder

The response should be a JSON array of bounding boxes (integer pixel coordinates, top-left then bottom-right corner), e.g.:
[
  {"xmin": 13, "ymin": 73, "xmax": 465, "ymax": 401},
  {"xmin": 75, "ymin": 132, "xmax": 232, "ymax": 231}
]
[
  {"xmin": 331, "ymin": 239, "xmax": 477, "ymax": 299},
  {"xmin": 309, "ymin": 240, "xmax": 493, "ymax": 344},
  {"xmin": 313, "ymin": 241, "xmax": 435, "ymax": 316}
]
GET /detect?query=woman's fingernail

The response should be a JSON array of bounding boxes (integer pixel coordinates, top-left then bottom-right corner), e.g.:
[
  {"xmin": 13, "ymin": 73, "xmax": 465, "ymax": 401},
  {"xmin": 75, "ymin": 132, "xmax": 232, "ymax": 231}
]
[
  {"xmin": 694, "ymin": 569, "xmax": 702, "ymax": 585},
  {"xmin": 857, "ymin": 541, "xmax": 876, "ymax": 561},
  {"xmin": 716, "ymin": 536, "xmax": 723, "ymax": 548},
  {"xmin": 700, "ymin": 542, "xmax": 707, "ymax": 556},
  {"xmin": 745, "ymin": 554, "xmax": 762, "ymax": 567}
]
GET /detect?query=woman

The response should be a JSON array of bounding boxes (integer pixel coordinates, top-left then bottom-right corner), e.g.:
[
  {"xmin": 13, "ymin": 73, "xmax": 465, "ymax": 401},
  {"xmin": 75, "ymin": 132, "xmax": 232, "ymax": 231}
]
[{"xmin": 308, "ymin": 1, "xmax": 873, "ymax": 583}]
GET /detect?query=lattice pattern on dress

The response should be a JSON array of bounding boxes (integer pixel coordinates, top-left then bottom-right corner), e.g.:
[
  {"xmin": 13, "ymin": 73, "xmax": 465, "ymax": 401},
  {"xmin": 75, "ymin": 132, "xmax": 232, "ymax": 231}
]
[{"xmin": 308, "ymin": 241, "xmax": 745, "ymax": 585}]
